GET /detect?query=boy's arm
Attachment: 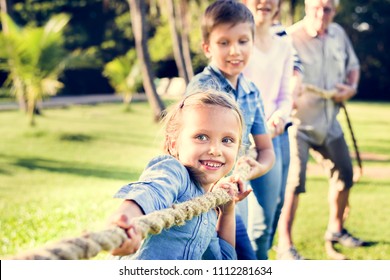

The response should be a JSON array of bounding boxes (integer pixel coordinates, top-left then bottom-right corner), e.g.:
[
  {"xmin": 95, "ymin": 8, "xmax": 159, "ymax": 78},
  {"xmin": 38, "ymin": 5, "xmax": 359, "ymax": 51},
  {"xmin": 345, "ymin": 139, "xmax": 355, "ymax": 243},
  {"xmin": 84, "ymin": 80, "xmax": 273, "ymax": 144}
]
[{"xmin": 249, "ymin": 134, "xmax": 275, "ymax": 180}]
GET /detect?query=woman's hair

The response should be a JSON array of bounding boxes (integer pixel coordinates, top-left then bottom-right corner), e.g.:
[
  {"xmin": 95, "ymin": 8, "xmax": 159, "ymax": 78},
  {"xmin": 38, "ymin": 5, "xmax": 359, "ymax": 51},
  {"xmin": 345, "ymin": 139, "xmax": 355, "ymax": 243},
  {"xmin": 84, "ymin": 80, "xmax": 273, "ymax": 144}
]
[
  {"xmin": 162, "ymin": 90, "xmax": 244, "ymax": 156},
  {"xmin": 201, "ymin": 0, "xmax": 255, "ymax": 43}
]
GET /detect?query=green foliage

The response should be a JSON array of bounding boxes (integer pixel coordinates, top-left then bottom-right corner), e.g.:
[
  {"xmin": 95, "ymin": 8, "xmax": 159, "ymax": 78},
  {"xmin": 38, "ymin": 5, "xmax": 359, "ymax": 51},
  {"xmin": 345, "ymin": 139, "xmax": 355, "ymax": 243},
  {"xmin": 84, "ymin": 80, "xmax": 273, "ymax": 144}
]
[
  {"xmin": 103, "ymin": 49, "xmax": 143, "ymax": 107},
  {"xmin": 0, "ymin": 13, "xmax": 70, "ymax": 111},
  {"xmin": 335, "ymin": 0, "xmax": 390, "ymax": 101},
  {"xmin": 7, "ymin": 0, "xmax": 134, "ymax": 95},
  {"xmin": 3, "ymin": 0, "xmax": 390, "ymax": 101},
  {"xmin": 0, "ymin": 12, "xmax": 99, "ymax": 125},
  {"xmin": 148, "ymin": 18, "xmax": 173, "ymax": 62},
  {"xmin": 0, "ymin": 101, "xmax": 389, "ymax": 260}
]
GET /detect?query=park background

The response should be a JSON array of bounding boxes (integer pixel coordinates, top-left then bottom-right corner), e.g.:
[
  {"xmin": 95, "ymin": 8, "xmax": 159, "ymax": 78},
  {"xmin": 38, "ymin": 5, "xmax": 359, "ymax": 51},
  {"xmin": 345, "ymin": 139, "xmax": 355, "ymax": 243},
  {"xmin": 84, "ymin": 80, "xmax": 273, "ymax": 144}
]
[{"xmin": 0, "ymin": 0, "xmax": 389, "ymax": 260}]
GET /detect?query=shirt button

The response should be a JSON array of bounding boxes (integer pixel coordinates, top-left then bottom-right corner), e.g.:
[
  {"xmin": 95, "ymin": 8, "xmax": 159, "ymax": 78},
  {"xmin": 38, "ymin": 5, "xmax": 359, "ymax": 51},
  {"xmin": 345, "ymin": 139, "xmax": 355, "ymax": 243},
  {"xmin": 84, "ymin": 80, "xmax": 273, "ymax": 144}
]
[{"xmin": 203, "ymin": 219, "xmax": 208, "ymax": 225}]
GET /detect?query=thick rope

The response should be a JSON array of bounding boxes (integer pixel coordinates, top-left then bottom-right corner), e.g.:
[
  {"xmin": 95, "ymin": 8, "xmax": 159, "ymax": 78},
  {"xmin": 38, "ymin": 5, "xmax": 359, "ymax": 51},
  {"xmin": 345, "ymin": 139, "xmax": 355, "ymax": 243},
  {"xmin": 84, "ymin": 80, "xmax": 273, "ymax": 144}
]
[
  {"xmin": 340, "ymin": 102, "xmax": 363, "ymax": 182},
  {"xmin": 9, "ymin": 162, "xmax": 250, "ymax": 260},
  {"xmin": 303, "ymin": 84, "xmax": 363, "ymax": 181}
]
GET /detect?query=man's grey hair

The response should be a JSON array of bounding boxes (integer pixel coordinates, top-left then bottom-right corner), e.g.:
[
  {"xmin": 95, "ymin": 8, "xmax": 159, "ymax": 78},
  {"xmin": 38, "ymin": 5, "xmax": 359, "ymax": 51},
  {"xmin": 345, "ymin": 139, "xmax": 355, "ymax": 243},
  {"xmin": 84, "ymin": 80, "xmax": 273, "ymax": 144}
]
[{"xmin": 305, "ymin": 0, "xmax": 339, "ymax": 8}]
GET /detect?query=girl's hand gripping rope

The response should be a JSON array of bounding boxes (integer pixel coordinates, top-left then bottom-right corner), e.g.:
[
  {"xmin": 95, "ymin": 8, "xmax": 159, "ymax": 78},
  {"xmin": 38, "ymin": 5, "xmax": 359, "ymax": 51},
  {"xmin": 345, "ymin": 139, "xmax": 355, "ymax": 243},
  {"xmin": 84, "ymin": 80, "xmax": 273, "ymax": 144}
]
[
  {"xmin": 110, "ymin": 160, "xmax": 253, "ymax": 257},
  {"xmin": 9, "ymin": 161, "xmax": 254, "ymax": 259},
  {"xmin": 211, "ymin": 174, "xmax": 251, "ymax": 214},
  {"xmin": 109, "ymin": 200, "xmax": 144, "ymax": 256}
]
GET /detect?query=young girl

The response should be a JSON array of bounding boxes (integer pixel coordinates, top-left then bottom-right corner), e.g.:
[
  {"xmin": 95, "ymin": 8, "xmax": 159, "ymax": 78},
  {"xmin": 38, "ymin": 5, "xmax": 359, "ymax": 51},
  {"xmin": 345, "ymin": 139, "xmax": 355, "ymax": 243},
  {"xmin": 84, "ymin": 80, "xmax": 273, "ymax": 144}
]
[{"xmin": 108, "ymin": 90, "xmax": 251, "ymax": 260}]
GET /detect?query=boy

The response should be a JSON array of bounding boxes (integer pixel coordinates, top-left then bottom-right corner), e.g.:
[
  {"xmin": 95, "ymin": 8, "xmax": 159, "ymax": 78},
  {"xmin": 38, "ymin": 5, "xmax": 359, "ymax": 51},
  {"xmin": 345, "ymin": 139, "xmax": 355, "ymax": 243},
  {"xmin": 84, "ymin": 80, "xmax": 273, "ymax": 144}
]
[{"xmin": 186, "ymin": 0, "xmax": 275, "ymax": 259}]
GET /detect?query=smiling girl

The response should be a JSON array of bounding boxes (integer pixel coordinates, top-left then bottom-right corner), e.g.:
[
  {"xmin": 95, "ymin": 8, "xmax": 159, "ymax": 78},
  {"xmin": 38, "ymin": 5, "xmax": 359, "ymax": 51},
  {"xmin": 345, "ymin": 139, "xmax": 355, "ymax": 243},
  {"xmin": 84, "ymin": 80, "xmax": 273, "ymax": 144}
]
[{"xmin": 108, "ymin": 90, "xmax": 251, "ymax": 260}]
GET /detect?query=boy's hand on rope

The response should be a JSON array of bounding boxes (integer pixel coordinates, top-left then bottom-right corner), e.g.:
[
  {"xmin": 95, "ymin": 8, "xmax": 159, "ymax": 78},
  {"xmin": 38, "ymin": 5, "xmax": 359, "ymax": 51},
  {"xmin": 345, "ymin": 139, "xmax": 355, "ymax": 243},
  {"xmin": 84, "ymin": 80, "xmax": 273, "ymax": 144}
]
[{"xmin": 235, "ymin": 155, "xmax": 263, "ymax": 181}]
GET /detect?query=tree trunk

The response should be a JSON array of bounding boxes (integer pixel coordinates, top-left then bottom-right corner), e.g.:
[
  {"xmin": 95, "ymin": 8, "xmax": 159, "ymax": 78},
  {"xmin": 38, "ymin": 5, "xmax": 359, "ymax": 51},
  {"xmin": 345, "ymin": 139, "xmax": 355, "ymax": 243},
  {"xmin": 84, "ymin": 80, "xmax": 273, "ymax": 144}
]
[
  {"xmin": 27, "ymin": 98, "xmax": 36, "ymax": 126},
  {"xmin": 128, "ymin": 0, "xmax": 166, "ymax": 121},
  {"xmin": 178, "ymin": 0, "xmax": 193, "ymax": 82},
  {"xmin": 14, "ymin": 76, "xmax": 27, "ymax": 112},
  {"xmin": 165, "ymin": 0, "xmax": 189, "ymax": 84}
]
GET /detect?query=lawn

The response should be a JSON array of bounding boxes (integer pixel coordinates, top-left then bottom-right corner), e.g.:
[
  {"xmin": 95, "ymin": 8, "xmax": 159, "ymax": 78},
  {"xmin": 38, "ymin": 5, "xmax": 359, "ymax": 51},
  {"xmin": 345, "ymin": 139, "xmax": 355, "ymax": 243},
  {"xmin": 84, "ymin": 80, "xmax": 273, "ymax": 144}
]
[{"xmin": 0, "ymin": 100, "xmax": 389, "ymax": 260}]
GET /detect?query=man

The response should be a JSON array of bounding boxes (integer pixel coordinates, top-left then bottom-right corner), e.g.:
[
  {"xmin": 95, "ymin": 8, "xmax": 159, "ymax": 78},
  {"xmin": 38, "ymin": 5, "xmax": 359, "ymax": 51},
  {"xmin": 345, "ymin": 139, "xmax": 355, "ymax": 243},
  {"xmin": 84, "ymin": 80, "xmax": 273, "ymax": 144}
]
[{"xmin": 276, "ymin": 0, "xmax": 364, "ymax": 260}]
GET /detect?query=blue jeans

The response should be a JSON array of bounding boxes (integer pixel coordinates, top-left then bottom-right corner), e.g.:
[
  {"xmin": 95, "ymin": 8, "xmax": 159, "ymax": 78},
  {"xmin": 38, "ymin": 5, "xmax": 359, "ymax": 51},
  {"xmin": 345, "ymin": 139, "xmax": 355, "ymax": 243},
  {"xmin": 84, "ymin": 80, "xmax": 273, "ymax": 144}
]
[
  {"xmin": 235, "ymin": 213, "xmax": 257, "ymax": 260},
  {"xmin": 249, "ymin": 131, "xmax": 290, "ymax": 259}
]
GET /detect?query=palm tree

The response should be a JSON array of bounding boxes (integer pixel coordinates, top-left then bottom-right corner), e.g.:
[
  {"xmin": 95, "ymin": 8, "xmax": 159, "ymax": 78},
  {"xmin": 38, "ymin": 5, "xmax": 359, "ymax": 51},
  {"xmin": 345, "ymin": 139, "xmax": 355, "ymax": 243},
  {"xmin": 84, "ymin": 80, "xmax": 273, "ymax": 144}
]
[
  {"xmin": 1, "ymin": 1, "xmax": 27, "ymax": 111},
  {"xmin": 103, "ymin": 49, "xmax": 142, "ymax": 111},
  {"xmin": 0, "ymin": 13, "xmax": 86, "ymax": 125},
  {"xmin": 127, "ymin": 0, "xmax": 166, "ymax": 121}
]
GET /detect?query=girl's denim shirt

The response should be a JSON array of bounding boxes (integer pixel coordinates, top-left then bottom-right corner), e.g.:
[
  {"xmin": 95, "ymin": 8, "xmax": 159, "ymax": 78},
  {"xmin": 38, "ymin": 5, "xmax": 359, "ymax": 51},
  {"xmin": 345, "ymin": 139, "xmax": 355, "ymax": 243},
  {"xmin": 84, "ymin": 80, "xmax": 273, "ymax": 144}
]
[{"xmin": 114, "ymin": 155, "xmax": 236, "ymax": 260}]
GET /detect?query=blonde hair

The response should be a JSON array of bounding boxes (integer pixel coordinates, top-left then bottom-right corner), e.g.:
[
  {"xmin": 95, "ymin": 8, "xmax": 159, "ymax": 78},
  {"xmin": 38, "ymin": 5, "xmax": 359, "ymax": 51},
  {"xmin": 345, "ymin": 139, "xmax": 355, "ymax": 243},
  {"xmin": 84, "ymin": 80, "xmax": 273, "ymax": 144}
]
[{"xmin": 162, "ymin": 90, "xmax": 244, "ymax": 156}]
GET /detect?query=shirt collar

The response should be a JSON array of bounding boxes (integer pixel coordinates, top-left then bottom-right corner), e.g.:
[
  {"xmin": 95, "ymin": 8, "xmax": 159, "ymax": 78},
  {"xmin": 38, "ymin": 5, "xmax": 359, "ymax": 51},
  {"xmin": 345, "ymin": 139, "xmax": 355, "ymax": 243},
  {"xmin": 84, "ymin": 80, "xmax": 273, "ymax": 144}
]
[{"xmin": 208, "ymin": 63, "xmax": 252, "ymax": 95}]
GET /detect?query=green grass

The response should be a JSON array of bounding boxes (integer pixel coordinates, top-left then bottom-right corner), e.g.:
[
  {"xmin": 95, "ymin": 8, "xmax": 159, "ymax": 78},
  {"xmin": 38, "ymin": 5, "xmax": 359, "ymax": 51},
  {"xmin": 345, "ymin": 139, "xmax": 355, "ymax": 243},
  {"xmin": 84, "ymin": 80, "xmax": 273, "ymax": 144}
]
[{"xmin": 0, "ymin": 101, "xmax": 389, "ymax": 260}]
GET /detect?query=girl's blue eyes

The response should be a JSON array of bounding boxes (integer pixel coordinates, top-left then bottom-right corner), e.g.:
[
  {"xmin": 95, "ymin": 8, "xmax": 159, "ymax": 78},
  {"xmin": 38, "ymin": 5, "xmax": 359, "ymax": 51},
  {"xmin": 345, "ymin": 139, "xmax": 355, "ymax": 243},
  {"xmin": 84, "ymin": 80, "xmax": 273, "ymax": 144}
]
[
  {"xmin": 196, "ymin": 135, "xmax": 235, "ymax": 144},
  {"xmin": 197, "ymin": 135, "xmax": 208, "ymax": 141},
  {"xmin": 222, "ymin": 137, "xmax": 234, "ymax": 144}
]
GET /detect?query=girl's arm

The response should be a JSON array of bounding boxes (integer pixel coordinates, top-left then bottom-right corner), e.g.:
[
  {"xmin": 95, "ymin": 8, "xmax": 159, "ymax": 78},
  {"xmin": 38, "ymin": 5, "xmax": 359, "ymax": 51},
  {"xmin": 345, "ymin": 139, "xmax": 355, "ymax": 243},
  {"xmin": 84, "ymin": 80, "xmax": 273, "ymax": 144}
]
[
  {"xmin": 216, "ymin": 205, "xmax": 236, "ymax": 247},
  {"xmin": 108, "ymin": 200, "xmax": 144, "ymax": 256},
  {"xmin": 212, "ymin": 175, "xmax": 249, "ymax": 247}
]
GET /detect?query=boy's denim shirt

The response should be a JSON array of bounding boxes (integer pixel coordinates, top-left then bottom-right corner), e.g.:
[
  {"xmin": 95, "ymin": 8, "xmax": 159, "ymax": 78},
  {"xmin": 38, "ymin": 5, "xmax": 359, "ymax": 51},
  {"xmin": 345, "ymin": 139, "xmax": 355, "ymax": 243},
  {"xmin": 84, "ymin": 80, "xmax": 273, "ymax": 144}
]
[
  {"xmin": 186, "ymin": 64, "xmax": 268, "ymax": 148},
  {"xmin": 114, "ymin": 155, "xmax": 237, "ymax": 260}
]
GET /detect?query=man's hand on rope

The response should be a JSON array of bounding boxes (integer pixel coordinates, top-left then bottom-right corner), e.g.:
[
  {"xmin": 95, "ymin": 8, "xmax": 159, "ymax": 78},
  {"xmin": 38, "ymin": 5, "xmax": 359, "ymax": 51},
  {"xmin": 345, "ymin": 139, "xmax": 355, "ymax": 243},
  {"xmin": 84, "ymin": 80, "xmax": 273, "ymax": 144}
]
[
  {"xmin": 333, "ymin": 83, "xmax": 357, "ymax": 103},
  {"xmin": 109, "ymin": 200, "xmax": 144, "ymax": 256}
]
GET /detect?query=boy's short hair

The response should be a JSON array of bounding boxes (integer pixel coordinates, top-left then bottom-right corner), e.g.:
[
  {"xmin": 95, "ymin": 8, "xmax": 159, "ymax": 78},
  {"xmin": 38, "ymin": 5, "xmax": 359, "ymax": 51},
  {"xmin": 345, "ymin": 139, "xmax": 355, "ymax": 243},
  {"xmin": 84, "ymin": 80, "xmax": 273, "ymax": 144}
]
[{"xmin": 201, "ymin": 0, "xmax": 255, "ymax": 43}]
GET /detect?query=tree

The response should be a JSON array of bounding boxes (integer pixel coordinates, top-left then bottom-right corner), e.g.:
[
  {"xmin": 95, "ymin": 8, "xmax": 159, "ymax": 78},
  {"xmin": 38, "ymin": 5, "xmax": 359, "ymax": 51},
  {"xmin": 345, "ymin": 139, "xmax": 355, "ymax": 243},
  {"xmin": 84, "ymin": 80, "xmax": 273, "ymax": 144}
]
[
  {"xmin": 335, "ymin": 0, "xmax": 390, "ymax": 101},
  {"xmin": 0, "ymin": 13, "xmax": 94, "ymax": 125},
  {"xmin": 103, "ymin": 49, "xmax": 142, "ymax": 111},
  {"xmin": 3, "ymin": 0, "xmax": 133, "ymax": 95},
  {"xmin": 127, "ymin": 0, "xmax": 165, "ymax": 121},
  {"xmin": 163, "ymin": 0, "xmax": 193, "ymax": 84}
]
